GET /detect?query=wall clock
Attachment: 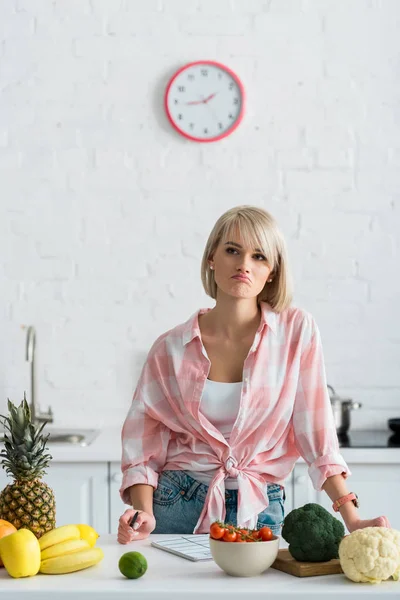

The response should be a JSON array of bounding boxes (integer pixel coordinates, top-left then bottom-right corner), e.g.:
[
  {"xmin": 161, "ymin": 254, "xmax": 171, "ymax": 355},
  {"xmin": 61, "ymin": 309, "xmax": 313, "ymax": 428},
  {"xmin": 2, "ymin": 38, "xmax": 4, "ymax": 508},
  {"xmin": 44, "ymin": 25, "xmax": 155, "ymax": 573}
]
[{"xmin": 164, "ymin": 60, "xmax": 245, "ymax": 142}]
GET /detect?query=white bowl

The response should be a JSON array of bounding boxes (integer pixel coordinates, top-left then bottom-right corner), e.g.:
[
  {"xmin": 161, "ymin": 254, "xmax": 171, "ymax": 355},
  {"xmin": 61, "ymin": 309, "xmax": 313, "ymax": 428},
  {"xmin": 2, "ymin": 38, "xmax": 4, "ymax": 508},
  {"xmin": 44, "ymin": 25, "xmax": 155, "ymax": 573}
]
[{"xmin": 209, "ymin": 535, "xmax": 280, "ymax": 577}]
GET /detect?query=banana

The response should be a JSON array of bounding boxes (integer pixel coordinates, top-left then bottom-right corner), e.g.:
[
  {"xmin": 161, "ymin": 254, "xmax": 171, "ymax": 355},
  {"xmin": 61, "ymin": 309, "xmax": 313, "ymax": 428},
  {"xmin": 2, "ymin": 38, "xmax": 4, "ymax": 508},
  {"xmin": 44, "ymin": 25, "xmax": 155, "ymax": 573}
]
[
  {"xmin": 39, "ymin": 525, "xmax": 81, "ymax": 551},
  {"xmin": 39, "ymin": 547, "xmax": 104, "ymax": 575},
  {"xmin": 41, "ymin": 538, "xmax": 90, "ymax": 561}
]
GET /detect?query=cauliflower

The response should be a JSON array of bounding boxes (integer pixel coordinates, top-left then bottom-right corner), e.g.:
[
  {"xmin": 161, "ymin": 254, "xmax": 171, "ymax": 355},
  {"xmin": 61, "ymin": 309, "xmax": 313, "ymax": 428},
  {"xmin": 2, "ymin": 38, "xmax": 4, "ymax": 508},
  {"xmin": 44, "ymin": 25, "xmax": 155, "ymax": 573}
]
[{"xmin": 339, "ymin": 527, "xmax": 400, "ymax": 584}]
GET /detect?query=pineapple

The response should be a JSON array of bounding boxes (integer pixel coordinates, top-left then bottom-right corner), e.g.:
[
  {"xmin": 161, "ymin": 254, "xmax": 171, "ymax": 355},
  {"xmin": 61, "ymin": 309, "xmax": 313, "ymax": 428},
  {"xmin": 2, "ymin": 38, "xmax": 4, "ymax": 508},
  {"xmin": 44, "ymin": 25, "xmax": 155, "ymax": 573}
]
[{"xmin": 0, "ymin": 394, "xmax": 56, "ymax": 538}]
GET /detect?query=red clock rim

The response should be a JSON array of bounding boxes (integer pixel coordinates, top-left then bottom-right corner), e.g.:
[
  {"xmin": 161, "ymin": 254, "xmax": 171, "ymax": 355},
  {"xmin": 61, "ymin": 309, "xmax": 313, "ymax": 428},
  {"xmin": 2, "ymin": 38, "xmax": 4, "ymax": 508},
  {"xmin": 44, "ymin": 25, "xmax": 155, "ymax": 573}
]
[{"xmin": 164, "ymin": 60, "xmax": 245, "ymax": 143}]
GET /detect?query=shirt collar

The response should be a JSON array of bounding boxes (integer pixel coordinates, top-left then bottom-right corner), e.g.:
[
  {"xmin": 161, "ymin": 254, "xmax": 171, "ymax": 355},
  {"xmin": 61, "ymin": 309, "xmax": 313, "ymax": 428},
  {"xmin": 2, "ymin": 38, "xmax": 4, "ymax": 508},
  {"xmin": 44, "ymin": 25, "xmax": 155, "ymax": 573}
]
[{"xmin": 182, "ymin": 301, "xmax": 278, "ymax": 347}]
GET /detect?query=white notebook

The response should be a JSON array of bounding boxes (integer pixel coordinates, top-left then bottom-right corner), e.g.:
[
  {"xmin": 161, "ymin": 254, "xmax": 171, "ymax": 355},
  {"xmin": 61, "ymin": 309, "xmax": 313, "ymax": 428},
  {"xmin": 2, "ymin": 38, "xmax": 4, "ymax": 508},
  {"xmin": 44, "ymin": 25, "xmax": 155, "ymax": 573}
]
[{"xmin": 151, "ymin": 534, "xmax": 213, "ymax": 562}]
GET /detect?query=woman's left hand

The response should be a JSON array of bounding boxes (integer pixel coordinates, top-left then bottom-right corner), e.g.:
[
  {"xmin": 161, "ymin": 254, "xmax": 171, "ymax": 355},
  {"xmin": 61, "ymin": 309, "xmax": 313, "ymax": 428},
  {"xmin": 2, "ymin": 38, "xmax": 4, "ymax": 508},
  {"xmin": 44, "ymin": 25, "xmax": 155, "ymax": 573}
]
[{"xmin": 347, "ymin": 515, "xmax": 391, "ymax": 533}]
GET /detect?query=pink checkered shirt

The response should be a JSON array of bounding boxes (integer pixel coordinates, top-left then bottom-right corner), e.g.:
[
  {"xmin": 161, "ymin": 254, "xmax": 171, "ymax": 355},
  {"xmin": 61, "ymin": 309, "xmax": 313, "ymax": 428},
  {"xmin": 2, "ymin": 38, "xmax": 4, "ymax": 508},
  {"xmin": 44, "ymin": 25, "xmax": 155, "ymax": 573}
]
[{"xmin": 120, "ymin": 301, "xmax": 350, "ymax": 533}]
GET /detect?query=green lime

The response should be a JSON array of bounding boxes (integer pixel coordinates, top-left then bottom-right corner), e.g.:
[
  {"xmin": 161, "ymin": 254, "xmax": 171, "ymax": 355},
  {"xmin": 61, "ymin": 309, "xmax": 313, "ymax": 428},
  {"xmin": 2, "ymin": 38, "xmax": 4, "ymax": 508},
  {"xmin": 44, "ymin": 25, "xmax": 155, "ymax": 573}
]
[{"xmin": 118, "ymin": 551, "xmax": 148, "ymax": 579}]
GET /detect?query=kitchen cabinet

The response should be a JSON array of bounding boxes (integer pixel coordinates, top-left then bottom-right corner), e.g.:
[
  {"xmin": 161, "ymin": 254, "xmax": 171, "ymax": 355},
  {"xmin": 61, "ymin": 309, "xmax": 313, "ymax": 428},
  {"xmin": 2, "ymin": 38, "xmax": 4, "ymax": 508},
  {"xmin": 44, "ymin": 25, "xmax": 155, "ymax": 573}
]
[
  {"xmin": 0, "ymin": 462, "xmax": 109, "ymax": 534},
  {"xmin": 109, "ymin": 462, "xmax": 294, "ymax": 534},
  {"xmin": 46, "ymin": 462, "xmax": 109, "ymax": 533},
  {"xmin": 109, "ymin": 463, "xmax": 129, "ymax": 534},
  {"xmin": 292, "ymin": 462, "xmax": 400, "ymax": 530},
  {"xmin": 282, "ymin": 474, "xmax": 294, "ymax": 515}
]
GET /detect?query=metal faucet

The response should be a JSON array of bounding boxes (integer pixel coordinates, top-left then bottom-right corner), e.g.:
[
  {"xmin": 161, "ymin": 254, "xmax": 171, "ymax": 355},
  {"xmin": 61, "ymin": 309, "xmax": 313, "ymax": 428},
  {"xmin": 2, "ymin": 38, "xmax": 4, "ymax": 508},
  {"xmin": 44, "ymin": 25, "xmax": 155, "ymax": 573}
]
[{"xmin": 25, "ymin": 326, "xmax": 54, "ymax": 425}]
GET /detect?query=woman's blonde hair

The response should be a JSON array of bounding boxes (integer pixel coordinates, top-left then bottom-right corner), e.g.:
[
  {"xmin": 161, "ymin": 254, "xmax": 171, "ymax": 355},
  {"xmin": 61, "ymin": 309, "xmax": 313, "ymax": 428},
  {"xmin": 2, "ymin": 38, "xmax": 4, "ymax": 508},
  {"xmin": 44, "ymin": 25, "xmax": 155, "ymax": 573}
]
[{"xmin": 201, "ymin": 205, "xmax": 293, "ymax": 313}]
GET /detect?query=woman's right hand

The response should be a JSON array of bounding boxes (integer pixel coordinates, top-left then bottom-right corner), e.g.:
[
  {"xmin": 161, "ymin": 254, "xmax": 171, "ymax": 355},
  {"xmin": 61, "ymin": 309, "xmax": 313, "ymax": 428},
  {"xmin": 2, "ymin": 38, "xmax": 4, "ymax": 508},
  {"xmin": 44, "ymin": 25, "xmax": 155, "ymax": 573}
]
[{"xmin": 117, "ymin": 508, "xmax": 156, "ymax": 544}]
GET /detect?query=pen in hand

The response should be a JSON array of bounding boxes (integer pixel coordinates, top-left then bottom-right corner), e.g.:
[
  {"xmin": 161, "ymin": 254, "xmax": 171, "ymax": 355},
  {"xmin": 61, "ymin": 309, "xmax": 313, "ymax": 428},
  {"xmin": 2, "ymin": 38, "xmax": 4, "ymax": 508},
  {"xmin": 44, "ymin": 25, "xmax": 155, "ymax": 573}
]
[{"xmin": 129, "ymin": 510, "xmax": 140, "ymax": 530}]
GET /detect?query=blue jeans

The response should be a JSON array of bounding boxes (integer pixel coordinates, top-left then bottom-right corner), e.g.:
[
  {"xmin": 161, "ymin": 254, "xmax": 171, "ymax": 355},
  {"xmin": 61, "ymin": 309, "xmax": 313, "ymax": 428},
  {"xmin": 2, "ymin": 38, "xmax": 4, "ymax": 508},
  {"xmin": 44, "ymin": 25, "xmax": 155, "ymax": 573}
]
[{"xmin": 152, "ymin": 470, "xmax": 285, "ymax": 535}]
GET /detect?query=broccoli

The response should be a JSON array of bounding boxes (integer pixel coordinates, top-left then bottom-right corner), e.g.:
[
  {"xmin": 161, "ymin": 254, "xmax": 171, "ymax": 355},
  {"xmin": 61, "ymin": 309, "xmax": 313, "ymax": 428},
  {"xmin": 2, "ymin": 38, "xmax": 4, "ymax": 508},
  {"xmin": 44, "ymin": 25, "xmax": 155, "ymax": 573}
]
[{"xmin": 282, "ymin": 503, "xmax": 345, "ymax": 562}]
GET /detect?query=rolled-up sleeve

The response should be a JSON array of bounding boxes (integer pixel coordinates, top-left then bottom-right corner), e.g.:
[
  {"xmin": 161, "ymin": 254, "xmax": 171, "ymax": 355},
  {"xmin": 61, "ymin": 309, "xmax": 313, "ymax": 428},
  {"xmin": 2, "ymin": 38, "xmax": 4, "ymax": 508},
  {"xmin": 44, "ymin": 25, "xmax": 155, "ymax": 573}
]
[
  {"xmin": 119, "ymin": 350, "xmax": 171, "ymax": 505},
  {"xmin": 292, "ymin": 316, "xmax": 351, "ymax": 491}
]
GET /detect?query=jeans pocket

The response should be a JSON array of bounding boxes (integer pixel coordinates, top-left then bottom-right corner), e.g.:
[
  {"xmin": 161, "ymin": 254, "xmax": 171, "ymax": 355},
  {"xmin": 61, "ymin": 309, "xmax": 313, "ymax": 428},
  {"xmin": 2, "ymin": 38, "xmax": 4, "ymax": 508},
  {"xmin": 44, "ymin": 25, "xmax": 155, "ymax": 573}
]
[
  {"xmin": 153, "ymin": 472, "xmax": 183, "ymax": 506},
  {"xmin": 256, "ymin": 501, "xmax": 284, "ymax": 534},
  {"xmin": 256, "ymin": 484, "xmax": 285, "ymax": 534},
  {"xmin": 266, "ymin": 483, "xmax": 283, "ymax": 500},
  {"xmin": 152, "ymin": 471, "xmax": 205, "ymax": 534}
]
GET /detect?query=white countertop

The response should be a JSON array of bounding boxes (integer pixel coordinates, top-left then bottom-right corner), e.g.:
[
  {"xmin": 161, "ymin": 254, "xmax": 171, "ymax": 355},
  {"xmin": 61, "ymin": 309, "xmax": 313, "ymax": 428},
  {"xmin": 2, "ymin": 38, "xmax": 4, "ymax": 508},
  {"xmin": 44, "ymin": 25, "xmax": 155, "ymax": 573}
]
[
  {"xmin": 0, "ymin": 534, "xmax": 398, "ymax": 599},
  {"xmin": 43, "ymin": 427, "xmax": 400, "ymax": 464}
]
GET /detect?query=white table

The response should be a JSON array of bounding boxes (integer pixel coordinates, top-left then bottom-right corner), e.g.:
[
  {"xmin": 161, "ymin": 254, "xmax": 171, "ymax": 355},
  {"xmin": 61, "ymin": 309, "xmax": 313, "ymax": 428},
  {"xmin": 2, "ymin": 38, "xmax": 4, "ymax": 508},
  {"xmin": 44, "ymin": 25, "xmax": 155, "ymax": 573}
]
[{"xmin": 0, "ymin": 534, "xmax": 398, "ymax": 599}]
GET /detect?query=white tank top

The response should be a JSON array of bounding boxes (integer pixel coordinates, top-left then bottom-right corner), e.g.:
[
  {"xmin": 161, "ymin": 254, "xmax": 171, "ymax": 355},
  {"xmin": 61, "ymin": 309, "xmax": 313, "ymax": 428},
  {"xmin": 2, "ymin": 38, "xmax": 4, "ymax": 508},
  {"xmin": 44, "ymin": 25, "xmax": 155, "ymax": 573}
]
[{"xmin": 184, "ymin": 378, "xmax": 242, "ymax": 489}]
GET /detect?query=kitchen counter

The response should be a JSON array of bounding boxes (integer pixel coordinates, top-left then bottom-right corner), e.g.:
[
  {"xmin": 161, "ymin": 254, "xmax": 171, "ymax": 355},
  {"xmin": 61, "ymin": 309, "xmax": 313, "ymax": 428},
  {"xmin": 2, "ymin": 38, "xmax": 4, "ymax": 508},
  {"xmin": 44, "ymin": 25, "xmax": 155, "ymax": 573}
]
[
  {"xmin": 42, "ymin": 427, "xmax": 400, "ymax": 463},
  {"xmin": 0, "ymin": 534, "xmax": 398, "ymax": 599}
]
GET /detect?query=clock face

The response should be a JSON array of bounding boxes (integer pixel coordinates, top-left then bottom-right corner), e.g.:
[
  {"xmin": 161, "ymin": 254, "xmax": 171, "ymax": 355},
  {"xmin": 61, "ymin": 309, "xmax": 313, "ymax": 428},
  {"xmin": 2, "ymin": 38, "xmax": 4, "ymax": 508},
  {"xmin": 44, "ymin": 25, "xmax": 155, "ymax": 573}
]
[{"xmin": 165, "ymin": 60, "xmax": 245, "ymax": 142}]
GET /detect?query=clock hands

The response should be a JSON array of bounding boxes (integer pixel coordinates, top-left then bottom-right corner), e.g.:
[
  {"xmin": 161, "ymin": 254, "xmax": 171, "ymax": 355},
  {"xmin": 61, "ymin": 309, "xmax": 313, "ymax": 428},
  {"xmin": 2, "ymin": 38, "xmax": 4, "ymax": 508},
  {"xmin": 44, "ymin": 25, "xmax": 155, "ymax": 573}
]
[
  {"xmin": 204, "ymin": 92, "xmax": 217, "ymax": 103},
  {"xmin": 186, "ymin": 92, "xmax": 217, "ymax": 106}
]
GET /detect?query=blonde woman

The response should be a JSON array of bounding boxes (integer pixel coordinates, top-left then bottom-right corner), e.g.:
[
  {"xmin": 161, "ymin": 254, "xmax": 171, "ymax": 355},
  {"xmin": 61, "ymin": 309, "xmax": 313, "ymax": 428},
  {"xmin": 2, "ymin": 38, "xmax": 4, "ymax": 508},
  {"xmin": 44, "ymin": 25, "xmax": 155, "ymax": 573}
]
[{"xmin": 118, "ymin": 205, "xmax": 390, "ymax": 544}]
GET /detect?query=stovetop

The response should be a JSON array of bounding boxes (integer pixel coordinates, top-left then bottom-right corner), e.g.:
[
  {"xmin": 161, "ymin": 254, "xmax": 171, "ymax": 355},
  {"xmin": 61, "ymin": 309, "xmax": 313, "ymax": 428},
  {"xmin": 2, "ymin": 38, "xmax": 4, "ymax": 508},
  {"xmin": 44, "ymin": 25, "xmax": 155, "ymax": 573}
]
[{"xmin": 338, "ymin": 430, "xmax": 400, "ymax": 448}]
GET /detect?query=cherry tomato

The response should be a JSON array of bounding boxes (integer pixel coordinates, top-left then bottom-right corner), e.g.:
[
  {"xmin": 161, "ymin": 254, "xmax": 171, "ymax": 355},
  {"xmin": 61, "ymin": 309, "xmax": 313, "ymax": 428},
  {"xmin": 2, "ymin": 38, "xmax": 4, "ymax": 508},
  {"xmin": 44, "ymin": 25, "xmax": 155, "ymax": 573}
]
[
  {"xmin": 259, "ymin": 526, "xmax": 273, "ymax": 541},
  {"xmin": 222, "ymin": 528, "xmax": 237, "ymax": 542},
  {"xmin": 210, "ymin": 522, "xmax": 225, "ymax": 540},
  {"xmin": 235, "ymin": 535, "xmax": 246, "ymax": 542},
  {"xmin": 251, "ymin": 529, "xmax": 261, "ymax": 539},
  {"xmin": 238, "ymin": 528, "xmax": 249, "ymax": 536}
]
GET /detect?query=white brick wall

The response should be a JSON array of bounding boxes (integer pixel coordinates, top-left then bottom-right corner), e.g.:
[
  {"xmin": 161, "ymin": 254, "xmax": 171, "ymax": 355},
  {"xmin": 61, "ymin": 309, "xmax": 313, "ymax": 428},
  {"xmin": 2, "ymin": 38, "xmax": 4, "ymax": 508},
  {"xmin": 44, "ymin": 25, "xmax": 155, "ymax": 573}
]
[{"xmin": 0, "ymin": 0, "xmax": 399, "ymax": 432}]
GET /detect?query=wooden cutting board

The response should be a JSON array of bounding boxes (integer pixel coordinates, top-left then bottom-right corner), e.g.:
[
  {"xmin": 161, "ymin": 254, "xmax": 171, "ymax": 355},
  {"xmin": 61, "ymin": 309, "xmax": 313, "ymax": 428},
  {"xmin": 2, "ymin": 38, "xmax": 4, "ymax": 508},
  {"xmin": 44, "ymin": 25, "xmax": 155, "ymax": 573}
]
[{"xmin": 271, "ymin": 549, "xmax": 343, "ymax": 577}]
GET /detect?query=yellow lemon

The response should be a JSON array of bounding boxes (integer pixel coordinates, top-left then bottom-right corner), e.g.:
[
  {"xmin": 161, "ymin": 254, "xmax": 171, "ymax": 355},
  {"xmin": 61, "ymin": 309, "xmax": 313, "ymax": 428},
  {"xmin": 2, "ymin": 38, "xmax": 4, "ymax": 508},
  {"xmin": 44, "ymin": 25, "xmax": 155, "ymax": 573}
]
[
  {"xmin": 75, "ymin": 524, "xmax": 99, "ymax": 547},
  {"xmin": 0, "ymin": 528, "xmax": 40, "ymax": 578}
]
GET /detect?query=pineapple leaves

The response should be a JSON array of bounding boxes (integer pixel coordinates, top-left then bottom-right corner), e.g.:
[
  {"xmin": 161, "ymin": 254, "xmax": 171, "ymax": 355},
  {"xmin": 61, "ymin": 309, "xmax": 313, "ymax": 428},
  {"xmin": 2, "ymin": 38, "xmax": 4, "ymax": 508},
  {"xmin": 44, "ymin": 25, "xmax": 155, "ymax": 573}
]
[{"xmin": 0, "ymin": 396, "xmax": 52, "ymax": 481}]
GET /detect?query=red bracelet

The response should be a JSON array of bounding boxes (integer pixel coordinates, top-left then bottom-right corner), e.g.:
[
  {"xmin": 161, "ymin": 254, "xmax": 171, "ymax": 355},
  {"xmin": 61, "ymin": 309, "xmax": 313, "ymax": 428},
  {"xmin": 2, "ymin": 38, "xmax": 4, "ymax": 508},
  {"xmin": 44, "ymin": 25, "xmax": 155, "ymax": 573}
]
[{"xmin": 332, "ymin": 492, "xmax": 359, "ymax": 512}]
